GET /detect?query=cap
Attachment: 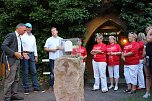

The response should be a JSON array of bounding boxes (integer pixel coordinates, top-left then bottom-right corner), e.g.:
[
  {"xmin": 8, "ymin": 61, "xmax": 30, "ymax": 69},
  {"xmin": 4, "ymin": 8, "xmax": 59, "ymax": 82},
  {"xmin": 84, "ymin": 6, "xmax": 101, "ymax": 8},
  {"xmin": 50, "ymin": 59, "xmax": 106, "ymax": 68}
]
[{"xmin": 25, "ymin": 23, "xmax": 32, "ymax": 28}]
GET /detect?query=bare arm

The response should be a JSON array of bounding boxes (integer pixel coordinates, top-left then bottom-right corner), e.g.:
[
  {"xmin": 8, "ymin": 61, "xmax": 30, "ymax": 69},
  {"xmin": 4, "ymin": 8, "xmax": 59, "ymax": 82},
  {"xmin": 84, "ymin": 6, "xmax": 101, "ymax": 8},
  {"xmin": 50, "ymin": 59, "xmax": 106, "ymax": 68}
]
[{"xmin": 44, "ymin": 47, "xmax": 57, "ymax": 52}]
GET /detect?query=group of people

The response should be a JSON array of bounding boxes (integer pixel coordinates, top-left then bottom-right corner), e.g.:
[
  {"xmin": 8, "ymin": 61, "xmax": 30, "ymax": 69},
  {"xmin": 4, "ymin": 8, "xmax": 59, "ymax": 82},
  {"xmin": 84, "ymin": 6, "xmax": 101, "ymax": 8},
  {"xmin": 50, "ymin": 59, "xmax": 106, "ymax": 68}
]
[
  {"xmin": 91, "ymin": 33, "xmax": 122, "ymax": 93},
  {"xmin": 90, "ymin": 27, "xmax": 152, "ymax": 99},
  {"xmin": 0, "ymin": 23, "xmax": 65, "ymax": 101},
  {"xmin": 1, "ymin": 23, "xmax": 41, "ymax": 101},
  {"xmin": 1, "ymin": 22, "xmax": 152, "ymax": 101}
]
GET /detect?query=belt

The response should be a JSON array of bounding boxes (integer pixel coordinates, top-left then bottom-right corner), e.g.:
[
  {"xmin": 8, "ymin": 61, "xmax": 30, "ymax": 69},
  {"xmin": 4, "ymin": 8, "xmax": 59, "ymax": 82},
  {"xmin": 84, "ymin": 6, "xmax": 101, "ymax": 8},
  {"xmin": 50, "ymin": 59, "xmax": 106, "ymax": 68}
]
[{"xmin": 23, "ymin": 51, "xmax": 34, "ymax": 54}]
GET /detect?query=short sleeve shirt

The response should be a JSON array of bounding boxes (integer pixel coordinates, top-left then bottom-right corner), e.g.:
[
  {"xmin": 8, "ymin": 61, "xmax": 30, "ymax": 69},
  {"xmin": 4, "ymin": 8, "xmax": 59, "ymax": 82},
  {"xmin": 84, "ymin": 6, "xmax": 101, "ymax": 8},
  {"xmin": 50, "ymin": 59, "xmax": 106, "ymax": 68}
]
[{"xmin": 44, "ymin": 36, "xmax": 63, "ymax": 60}]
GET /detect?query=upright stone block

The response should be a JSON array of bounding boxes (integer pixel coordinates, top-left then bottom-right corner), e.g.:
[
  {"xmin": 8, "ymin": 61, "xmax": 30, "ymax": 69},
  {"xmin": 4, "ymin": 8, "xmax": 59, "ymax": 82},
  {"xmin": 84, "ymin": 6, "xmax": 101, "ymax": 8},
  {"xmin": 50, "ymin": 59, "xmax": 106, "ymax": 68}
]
[{"xmin": 54, "ymin": 56, "xmax": 84, "ymax": 101}]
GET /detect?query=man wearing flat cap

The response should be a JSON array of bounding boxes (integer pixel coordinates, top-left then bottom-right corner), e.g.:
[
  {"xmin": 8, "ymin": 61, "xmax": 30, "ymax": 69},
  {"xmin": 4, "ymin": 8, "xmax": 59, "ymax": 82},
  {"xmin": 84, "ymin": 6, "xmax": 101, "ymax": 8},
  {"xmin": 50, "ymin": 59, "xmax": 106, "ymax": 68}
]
[{"xmin": 21, "ymin": 23, "xmax": 39, "ymax": 94}]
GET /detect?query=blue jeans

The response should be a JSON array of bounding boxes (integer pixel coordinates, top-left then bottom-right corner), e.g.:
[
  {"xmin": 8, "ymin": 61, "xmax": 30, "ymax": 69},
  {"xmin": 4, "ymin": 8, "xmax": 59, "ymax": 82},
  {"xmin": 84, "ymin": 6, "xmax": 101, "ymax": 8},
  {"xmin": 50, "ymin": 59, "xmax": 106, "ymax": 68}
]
[
  {"xmin": 22, "ymin": 53, "xmax": 39, "ymax": 90},
  {"xmin": 49, "ymin": 59, "xmax": 54, "ymax": 87}
]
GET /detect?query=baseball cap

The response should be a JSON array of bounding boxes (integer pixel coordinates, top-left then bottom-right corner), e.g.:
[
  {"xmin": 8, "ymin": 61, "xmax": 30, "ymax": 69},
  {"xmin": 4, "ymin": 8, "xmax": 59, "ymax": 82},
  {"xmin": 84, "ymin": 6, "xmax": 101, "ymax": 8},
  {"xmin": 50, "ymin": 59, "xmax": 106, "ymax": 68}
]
[{"xmin": 25, "ymin": 23, "xmax": 32, "ymax": 28}]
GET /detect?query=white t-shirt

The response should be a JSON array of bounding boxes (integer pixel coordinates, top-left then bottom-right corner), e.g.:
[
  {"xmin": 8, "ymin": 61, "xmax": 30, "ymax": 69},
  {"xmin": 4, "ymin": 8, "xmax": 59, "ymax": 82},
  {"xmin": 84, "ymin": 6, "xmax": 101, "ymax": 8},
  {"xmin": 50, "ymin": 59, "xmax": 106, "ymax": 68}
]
[{"xmin": 44, "ymin": 36, "xmax": 63, "ymax": 60}]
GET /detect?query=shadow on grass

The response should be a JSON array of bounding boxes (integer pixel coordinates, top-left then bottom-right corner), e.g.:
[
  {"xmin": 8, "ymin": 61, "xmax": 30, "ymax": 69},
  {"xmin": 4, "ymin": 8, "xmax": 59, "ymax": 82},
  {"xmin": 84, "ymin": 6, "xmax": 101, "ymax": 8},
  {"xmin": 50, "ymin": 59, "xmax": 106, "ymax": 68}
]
[{"xmin": 118, "ymin": 90, "xmax": 152, "ymax": 101}]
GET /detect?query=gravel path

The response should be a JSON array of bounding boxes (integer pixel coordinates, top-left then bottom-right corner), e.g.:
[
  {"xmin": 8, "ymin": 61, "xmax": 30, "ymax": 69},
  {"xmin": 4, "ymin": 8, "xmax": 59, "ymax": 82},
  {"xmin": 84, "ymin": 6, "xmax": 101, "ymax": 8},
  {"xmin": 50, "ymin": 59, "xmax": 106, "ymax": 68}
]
[{"xmin": 0, "ymin": 82, "xmax": 133, "ymax": 101}]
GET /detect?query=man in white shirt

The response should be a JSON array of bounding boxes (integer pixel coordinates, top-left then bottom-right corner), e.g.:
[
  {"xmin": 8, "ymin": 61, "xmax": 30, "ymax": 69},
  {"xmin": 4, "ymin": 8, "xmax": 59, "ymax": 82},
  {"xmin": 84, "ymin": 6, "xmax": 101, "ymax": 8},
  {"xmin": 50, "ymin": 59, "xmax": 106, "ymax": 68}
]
[
  {"xmin": 44, "ymin": 27, "xmax": 63, "ymax": 90},
  {"xmin": 21, "ymin": 23, "xmax": 39, "ymax": 94}
]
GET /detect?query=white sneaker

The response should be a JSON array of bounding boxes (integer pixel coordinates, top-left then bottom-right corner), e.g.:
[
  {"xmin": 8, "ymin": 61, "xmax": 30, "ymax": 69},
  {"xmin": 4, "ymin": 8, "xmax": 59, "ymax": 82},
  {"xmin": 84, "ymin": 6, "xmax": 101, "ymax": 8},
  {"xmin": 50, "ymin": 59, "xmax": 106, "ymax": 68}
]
[
  {"xmin": 114, "ymin": 86, "xmax": 118, "ymax": 91},
  {"xmin": 143, "ymin": 93, "xmax": 150, "ymax": 98},
  {"xmin": 108, "ymin": 85, "xmax": 114, "ymax": 89},
  {"xmin": 102, "ymin": 89, "xmax": 108, "ymax": 93}
]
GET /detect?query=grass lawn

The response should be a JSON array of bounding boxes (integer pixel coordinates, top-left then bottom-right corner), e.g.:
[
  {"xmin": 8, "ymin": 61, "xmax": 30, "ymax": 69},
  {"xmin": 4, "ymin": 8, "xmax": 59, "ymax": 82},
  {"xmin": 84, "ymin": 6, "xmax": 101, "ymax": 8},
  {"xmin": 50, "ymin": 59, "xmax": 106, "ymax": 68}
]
[{"xmin": 119, "ymin": 90, "xmax": 152, "ymax": 101}]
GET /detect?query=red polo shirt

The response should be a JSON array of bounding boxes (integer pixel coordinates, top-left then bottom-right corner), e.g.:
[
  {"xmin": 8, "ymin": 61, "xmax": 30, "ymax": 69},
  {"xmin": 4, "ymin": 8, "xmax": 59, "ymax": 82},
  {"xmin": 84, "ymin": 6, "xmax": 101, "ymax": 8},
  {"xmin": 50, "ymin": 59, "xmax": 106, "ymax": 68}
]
[
  {"xmin": 123, "ymin": 42, "xmax": 139, "ymax": 65},
  {"xmin": 138, "ymin": 41, "xmax": 144, "ymax": 59},
  {"xmin": 107, "ymin": 43, "xmax": 122, "ymax": 66},
  {"xmin": 72, "ymin": 46, "xmax": 87, "ymax": 62},
  {"xmin": 92, "ymin": 43, "xmax": 106, "ymax": 62}
]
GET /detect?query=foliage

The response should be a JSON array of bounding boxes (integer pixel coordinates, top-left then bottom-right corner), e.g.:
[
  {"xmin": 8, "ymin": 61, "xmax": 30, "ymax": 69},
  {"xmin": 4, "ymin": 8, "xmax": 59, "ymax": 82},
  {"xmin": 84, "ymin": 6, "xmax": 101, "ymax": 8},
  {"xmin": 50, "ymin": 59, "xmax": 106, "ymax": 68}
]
[
  {"xmin": 1, "ymin": 0, "xmax": 152, "ymax": 81},
  {"xmin": 0, "ymin": 0, "xmax": 100, "ymax": 62},
  {"xmin": 120, "ymin": 0, "xmax": 152, "ymax": 33}
]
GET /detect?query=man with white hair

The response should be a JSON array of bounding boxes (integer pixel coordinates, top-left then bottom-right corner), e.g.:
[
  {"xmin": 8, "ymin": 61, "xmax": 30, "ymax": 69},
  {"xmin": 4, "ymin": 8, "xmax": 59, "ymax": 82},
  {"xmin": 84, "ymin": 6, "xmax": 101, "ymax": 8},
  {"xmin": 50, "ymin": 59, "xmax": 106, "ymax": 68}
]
[{"xmin": 1, "ymin": 23, "xmax": 26, "ymax": 101}]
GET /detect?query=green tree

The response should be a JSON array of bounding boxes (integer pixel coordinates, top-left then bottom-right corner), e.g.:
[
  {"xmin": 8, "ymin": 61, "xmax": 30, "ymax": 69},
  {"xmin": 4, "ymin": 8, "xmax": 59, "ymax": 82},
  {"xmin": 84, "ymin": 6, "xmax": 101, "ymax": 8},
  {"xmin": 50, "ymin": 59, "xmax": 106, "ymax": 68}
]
[
  {"xmin": 0, "ymin": 0, "xmax": 100, "ymax": 61},
  {"xmin": 120, "ymin": 0, "xmax": 152, "ymax": 33}
]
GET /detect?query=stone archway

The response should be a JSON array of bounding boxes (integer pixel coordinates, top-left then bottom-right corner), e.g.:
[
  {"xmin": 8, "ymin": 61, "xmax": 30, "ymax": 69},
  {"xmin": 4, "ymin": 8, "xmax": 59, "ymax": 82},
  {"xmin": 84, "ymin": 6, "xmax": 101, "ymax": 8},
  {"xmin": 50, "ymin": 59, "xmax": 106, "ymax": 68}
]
[{"xmin": 84, "ymin": 14, "xmax": 127, "ymax": 79}]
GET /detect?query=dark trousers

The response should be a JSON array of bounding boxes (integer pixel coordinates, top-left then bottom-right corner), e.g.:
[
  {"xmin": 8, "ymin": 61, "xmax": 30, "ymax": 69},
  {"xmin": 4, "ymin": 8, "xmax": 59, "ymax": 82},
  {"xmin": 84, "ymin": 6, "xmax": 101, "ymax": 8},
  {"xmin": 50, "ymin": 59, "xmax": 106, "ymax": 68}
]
[
  {"xmin": 49, "ymin": 59, "xmax": 54, "ymax": 87},
  {"xmin": 4, "ymin": 59, "xmax": 20, "ymax": 98},
  {"xmin": 22, "ymin": 53, "xmax": 39, "ymax": 90}
]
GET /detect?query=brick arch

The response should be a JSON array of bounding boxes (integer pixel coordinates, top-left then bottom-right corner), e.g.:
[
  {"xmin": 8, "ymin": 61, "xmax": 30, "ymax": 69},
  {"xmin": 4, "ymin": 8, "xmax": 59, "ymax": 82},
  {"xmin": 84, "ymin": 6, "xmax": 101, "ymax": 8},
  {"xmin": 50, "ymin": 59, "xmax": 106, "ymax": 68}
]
[{"xmin": 84, "ymin": 13, "xmax": 126, "ymax": 45}]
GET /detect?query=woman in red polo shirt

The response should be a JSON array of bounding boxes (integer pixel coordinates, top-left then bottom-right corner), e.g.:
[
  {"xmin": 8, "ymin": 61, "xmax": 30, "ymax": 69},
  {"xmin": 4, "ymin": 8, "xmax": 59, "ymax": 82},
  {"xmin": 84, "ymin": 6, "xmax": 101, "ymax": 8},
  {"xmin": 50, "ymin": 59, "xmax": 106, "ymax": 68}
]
[
  {"xmin": 121, "ymin": 32, "xmax": 139, "ymax": 94},
  {"xmin": 90, "ymin": 33, "xmax": 108, "ymax": 93},
  {"xmin": 72, "ymin": 39, "xmax": 87, "ymax": 69},
  {"xmin": 107, "ymin": 36, "xmax": 122, "ymax": 91},
  {"xmin": 137, "ymin": 33, "xmax": 146, "ymax": 89}
]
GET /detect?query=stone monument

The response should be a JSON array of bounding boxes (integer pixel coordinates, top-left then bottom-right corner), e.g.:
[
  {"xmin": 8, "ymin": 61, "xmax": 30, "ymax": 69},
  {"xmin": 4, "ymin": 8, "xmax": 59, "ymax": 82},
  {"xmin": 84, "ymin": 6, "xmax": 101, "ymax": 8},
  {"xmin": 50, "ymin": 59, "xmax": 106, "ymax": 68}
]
[{"xmin": 54, "ymin": 38, "xmax": 84, "ymax": 101}]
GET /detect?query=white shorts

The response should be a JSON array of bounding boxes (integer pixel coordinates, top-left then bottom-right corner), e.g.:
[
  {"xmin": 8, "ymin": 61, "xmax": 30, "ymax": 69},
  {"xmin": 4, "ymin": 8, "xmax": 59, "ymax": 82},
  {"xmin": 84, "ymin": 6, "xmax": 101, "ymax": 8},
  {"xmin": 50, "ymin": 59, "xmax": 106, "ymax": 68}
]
[
  {"xmin": 108, "ymin": 65, "xmax": 119, "ymax": 78},
  {"xmin": 124, "ymin": 65, "xmax": 138, "ymax": 85}
]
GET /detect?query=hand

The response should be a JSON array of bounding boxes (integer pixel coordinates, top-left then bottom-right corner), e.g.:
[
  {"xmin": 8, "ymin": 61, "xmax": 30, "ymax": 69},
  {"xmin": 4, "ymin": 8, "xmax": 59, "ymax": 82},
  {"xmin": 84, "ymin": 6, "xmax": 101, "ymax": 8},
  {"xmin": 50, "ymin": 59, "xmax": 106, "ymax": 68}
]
[
  {"xmin": 35, "ymin": 56, "xmax": 38, "ymax": 63},
  {"xmin": 23, "ymin": 53, "xmax": 30, "ymax": 60},
  {"xmin": 91, "ymin": 50, "xmax": 98, "ymax": 53},
  {"xmin": 143, "ymin": 58, "xmax": 146, "ymax": 64},
  {"xmin": 14, "ymin": 52, "xmax": 23, "ymax": 59},
  {"xmin": 107, "ymin": 52, "xmax": 110, "ymax": 55},
  {"xmin": 51, "ymin": 49, "xmax": 57, "ymax": 52},
  {"xmin": 111, "ymin": 52, "xmax": 116, "ymax": 55},
  {"xmin": 90, "ymin": 50, "xmax": 97, "ymax": 55},
  {"xmin": 56, "ymin": 46, "xmax": 63, "ymax": 50},
  {"xmin": 121, "ymin": 54, "xmax": 125, "ymax": 61}
]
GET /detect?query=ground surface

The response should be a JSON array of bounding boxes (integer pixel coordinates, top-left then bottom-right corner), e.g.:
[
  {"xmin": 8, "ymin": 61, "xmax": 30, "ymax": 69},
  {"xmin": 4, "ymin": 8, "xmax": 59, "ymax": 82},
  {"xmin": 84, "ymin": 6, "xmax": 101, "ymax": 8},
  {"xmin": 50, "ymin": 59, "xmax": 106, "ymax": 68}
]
[{"xmin": 0, "ymin": 81, "xmax": 141, "ymax": 101}]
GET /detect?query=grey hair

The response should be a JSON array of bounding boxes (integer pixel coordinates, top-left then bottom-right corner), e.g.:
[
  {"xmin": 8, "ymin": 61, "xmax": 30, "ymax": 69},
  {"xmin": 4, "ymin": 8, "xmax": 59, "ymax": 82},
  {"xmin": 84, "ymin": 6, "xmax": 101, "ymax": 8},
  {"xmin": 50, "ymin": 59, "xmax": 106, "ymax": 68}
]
[
  {"xmin": 145, "ymin": 26, "xmax": 152, "ymax": 33},
  {"xmin": 95, "ymin": 33, "xmax": 103, "ymax": 40},
  {"xmin": 109, "ymin": 36, "xmax": 117, "ymax": 43},
  {"xmin": 16, "ymin": 23, "xmax": 25, "ymax": 29},
  {"xmin": 129, "ymin": 32, "xmax": 137, "ymax": 39},
  {"xmin": 137, "ymin": 33, "xmax": 146, "ymax": 41}
]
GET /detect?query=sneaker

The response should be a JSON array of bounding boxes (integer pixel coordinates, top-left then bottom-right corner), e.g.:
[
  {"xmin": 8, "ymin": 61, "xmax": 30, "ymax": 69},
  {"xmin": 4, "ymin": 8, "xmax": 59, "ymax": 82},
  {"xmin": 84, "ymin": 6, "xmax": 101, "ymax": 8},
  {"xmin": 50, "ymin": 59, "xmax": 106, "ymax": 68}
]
[
  {"xmin": 123, "ymin": 89, "xmax": 131, "ymax": 93},
  {"xmin": 127, "ymin": 90, "xmax": 136, "ymax": 94},
  {"xmin": 24, "ymin": 89, "xmax": 29, "ymax": 95},
  {"xmin": 102, "ymin": 89, "xmax": 108, "ymax": 93},
  {"xmin": 114, "ymin": 86, "xmax": 118, "ymax": 91},
  {"xmin": 143, "ymin": 93, "xmax": 150, "ymax": 98},
  {"xmin": 34, "ymin": 88, "xmax": 40, "ymax": 92},
  {"xmin": 108, "ymin": 85, "xmax": 114, "ymax": 89}
]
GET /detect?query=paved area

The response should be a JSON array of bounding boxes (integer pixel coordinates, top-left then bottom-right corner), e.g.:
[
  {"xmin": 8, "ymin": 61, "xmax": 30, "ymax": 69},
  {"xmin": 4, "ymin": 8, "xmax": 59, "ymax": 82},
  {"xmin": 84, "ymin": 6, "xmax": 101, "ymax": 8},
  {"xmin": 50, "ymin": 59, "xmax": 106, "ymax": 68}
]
[{"xmin": 0, "ymin": 81, "xmax": 134, "ymax": 101}]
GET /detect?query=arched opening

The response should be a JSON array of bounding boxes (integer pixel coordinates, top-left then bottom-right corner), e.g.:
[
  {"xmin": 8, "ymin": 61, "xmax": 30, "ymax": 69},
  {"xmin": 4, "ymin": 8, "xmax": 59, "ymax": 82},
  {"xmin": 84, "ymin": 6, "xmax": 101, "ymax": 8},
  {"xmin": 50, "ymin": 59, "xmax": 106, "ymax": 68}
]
[{"xmin": 84, "ymin": 15, "xmax": 127, "ymax": 79}]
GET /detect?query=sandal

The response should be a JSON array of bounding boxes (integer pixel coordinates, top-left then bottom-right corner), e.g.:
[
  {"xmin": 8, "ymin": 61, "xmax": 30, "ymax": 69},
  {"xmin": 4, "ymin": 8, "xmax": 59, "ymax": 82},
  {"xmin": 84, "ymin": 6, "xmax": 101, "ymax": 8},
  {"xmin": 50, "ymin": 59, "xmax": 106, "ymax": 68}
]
[
  {"xmin": 92, "ymin": 88, "xmax": 99, "ymax": 91},
  {"xmin": 123, "ymin": 89, "xmax": 131, "ymax": 93},
  {"xmin": 128, "ymin": 90, "xmax": 136, "ymax": 94}
]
